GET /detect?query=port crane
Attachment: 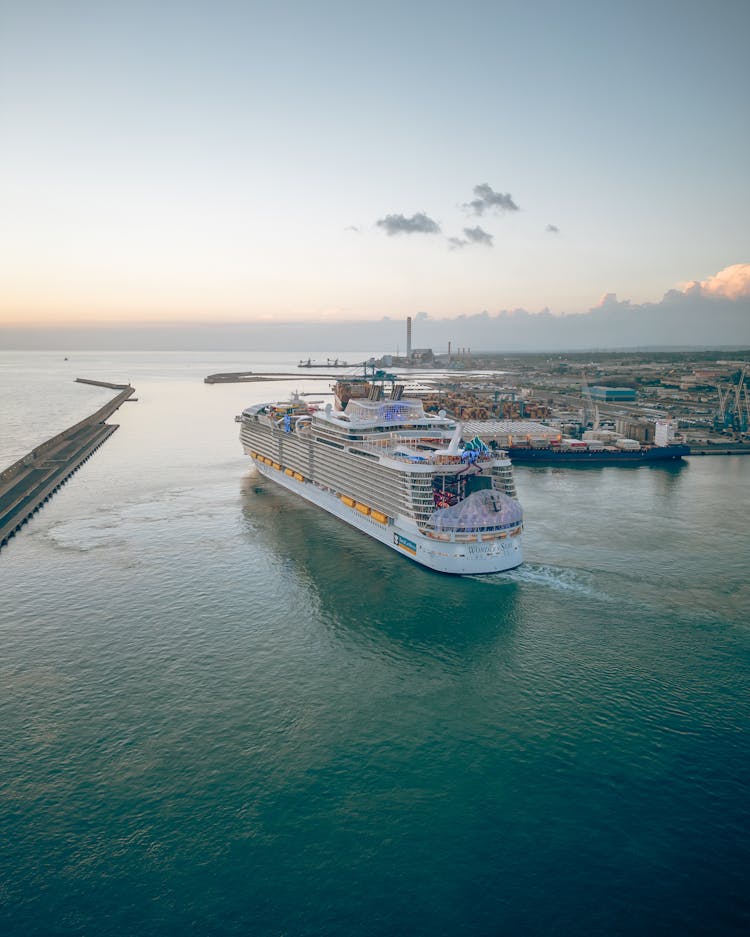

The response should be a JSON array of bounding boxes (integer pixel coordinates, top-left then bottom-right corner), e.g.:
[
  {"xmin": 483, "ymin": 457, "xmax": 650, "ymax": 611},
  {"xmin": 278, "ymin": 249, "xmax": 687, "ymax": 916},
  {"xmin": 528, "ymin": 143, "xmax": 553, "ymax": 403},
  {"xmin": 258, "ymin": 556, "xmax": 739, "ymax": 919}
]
[
  {"xmin": 580, "ymin": 374, "xmax": 600, "ymax": 430},
  {"xmin": 714, "ymin": 367, "xmax": 748, "ymax": 434},
  {"xmin": 734, "ymin": 367, "xmax": 749, "ymax": 433}
]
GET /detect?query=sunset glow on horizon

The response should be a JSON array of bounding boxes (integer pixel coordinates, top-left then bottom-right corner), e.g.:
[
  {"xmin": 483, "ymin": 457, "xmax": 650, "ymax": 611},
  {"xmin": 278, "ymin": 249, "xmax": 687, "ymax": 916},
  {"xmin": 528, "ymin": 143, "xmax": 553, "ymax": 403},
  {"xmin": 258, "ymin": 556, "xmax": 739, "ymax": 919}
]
[{"xmin": 1, "ymin": 1, "xmax": 748, "ymax": 333}]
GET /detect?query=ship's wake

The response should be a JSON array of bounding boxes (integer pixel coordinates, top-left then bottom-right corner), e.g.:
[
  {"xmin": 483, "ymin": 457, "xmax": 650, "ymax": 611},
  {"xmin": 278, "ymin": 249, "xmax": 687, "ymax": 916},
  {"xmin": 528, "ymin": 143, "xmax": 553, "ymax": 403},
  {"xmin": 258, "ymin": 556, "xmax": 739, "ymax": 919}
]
[{"xmin": 473, "ymin": 563, "xmax": 601, "ymax": 597}]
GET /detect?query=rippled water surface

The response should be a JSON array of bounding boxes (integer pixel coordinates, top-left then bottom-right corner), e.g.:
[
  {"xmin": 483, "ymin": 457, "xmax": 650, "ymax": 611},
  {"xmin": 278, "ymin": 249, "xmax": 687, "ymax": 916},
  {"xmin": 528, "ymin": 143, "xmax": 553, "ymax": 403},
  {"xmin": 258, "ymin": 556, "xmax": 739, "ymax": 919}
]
[{"xmin": 1, "ymin": 352, "xmax": 749, "ymax": 936}]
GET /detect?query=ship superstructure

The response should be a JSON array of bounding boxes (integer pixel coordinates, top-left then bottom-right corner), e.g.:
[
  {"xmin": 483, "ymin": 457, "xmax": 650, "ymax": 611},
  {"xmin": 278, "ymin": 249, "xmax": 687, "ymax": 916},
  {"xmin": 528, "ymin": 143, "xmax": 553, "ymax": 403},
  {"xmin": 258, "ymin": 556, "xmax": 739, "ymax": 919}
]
[{"xmin": 239, "ymin": 391, "xmax": 523, "ymax": 574}]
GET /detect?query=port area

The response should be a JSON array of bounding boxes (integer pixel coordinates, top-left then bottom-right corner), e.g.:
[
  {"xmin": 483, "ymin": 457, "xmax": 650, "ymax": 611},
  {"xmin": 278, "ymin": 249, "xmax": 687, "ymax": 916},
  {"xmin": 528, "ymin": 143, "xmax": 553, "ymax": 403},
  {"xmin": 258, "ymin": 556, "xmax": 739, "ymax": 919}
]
[
  {"xmin": 209, "ymin": 349, "xmax": 750, "ymax": 457},
  {"xmin": 687, "ymin": 442, "xmax": 750, "ymax": 456},
  {"xmin": 298, "ymin": 357, "xmax": 350, "ymax": 368},
  {"xmin": 0, "ymin": 381, "xmax": 135, "ymax": 549}
]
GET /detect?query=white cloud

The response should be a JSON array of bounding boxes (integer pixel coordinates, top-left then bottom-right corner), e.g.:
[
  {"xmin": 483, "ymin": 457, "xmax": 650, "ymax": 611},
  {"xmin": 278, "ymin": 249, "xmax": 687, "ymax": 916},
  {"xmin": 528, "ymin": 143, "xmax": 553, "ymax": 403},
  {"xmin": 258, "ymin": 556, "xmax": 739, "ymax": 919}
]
[{"xmin": 681, "ymin": 263, "xmax": 750, "ymax": 300}]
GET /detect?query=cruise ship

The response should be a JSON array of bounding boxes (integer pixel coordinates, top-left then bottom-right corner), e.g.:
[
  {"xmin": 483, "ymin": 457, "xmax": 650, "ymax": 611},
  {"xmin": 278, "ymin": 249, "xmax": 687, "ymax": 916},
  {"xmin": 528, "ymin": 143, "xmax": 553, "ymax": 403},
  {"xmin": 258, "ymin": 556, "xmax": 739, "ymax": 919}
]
[{"xmin": 238, "ymin": 389, "xmax": 523, "ymax": 574}]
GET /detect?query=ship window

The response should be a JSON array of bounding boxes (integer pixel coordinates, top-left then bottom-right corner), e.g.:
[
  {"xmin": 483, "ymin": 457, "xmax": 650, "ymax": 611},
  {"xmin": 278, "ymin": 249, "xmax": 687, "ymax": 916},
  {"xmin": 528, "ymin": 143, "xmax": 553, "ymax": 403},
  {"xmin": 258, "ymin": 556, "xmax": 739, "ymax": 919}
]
[
  {"xmin": 317, "ymin": 437, "xmax": 345, "ymax": 450},
  {"xmin": 465, "ymin": 476, "xmax": 492, "ymax": 496}
]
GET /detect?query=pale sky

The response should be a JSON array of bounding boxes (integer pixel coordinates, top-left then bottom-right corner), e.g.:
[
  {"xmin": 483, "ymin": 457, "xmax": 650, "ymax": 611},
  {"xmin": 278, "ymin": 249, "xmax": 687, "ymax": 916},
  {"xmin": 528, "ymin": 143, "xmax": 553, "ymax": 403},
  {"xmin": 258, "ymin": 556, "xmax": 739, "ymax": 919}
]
[{"xmin": 1, "ymin": 0, "xmax": 748, "ymax": 327}]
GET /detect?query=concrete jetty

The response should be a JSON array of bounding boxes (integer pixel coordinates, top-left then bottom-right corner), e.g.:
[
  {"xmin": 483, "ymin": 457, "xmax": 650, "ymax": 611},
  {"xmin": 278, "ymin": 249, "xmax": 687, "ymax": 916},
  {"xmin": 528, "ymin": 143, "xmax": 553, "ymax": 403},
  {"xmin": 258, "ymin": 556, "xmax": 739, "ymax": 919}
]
[
  {"xmin": 688, "ymin": 443, "xmax": 750, "ymax": 456},
  {"xmin": 205, "ymin": 371, "xmax": 338, "ymax": 384},
  {"xmin": 0, "ymin": 382, "xmax": 135, "ymax": 550},
  {"xmin": 75, "ymin": 377, "xmax": 132, "ymax": 390}
]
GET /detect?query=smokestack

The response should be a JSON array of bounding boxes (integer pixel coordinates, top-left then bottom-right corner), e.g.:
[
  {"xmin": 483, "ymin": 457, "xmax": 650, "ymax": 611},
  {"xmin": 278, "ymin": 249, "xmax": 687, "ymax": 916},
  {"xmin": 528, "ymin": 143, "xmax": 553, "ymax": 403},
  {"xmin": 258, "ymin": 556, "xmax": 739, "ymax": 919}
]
[
  {"xmin": 406, "ymin": 316, "xmax": 412, "ymax": 359},
  {"xmin": 447, "ymin": 341, "xmax": 451, "ymax": 364}
]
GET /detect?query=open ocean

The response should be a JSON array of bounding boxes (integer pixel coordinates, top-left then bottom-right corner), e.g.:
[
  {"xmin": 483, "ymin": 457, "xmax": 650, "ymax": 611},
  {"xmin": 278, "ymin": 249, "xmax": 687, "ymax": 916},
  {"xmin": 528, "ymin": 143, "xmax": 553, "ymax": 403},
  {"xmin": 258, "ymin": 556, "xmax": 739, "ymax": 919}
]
[{"xmin": 1, "ymin": 351, "xmax": 749, "ymax": 936}]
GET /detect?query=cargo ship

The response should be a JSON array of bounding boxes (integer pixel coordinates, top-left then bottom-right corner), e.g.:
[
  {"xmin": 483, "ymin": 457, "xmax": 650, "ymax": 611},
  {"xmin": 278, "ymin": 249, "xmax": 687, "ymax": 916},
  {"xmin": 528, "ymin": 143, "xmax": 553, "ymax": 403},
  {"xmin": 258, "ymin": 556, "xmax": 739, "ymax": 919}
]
[
  {"xmin": 459, "ymin": 417, "xmax": 690, "ymax": 467},
  {"xmin": 238, "ymin": 389, "xmax": 523, "ymax": 575},
  {"xmin": 506, "ymin": 442, "xmax": 690, "ymax": 465}
]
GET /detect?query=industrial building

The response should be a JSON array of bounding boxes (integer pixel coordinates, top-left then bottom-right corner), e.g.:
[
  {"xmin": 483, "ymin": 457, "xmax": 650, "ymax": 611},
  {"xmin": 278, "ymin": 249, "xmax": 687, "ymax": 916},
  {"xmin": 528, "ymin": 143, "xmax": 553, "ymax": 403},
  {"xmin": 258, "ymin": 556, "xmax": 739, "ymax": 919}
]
[
  {"xmin": 589, "ymin": 386, "xmax": 636, "ymax": 401},
  {"xmin": 615, "ymin": 418, "xmax": 654, "ymax": 443}
]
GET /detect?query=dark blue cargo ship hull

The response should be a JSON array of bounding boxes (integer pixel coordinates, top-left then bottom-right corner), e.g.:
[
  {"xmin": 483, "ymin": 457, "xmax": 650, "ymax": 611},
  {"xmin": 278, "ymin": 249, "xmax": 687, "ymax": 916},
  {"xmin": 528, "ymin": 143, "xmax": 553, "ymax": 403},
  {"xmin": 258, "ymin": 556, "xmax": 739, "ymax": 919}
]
[{"xmin": 507, "ymin": 444, "xmax": 690, "ymax": 465}]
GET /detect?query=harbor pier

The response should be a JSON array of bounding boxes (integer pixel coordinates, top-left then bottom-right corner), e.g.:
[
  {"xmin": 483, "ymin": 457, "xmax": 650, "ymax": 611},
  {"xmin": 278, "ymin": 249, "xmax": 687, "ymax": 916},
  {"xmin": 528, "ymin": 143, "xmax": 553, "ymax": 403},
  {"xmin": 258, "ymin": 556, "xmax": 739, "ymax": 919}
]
[{"xmin": 0, "ymin": 382, "xmax": 135, "ymax": 550}]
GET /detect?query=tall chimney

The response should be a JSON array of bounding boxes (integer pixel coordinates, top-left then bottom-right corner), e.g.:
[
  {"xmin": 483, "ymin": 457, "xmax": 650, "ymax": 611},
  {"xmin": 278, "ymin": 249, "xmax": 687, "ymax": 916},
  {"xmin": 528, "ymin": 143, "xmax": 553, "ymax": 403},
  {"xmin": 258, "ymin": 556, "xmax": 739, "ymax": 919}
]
[
  {"xmin": 447, "ymin": 341, "xmax": 452, "ymax": 364},
  {"xmin": 406, "ymin": 316, "xmax": 412, "ymax": 359}
]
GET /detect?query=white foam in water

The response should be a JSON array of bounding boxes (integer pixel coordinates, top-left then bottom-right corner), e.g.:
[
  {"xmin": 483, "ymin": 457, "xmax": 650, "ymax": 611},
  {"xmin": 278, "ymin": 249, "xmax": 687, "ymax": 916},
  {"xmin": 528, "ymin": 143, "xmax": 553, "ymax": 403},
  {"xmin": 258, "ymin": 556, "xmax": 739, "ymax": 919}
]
[
  {"xmin": 45, "ymin": 486, "xmax": 230, "ymax": 552},
  {"xmin": 473, "ymin": 563, "xmax": 600, "ymax": 597}
]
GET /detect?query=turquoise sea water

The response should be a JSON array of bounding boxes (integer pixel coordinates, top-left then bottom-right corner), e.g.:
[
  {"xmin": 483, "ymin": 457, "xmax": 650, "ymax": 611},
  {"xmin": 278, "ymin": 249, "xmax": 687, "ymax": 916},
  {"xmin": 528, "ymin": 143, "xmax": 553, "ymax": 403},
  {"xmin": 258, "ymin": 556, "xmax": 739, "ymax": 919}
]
[{"xmin": 1, "ymin": 352, "xmax": 749, "ymax": 936}]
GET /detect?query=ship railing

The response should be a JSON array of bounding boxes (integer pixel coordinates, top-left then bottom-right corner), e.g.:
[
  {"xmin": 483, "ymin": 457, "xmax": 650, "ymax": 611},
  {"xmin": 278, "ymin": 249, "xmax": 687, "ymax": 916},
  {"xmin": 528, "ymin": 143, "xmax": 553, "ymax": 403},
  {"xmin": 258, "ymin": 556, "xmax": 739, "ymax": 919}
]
[
  {"xmin": 393, "ymin": 452, "xmax": 496, "ymax": 466},
  {"xmin": 424, "ymin": 518, "xmax": 520, "ymax": 533},
  {"xmin": 354, "ymin": 440, "xmax": 496, "ymax": 466},
  {"xmin": 422, "ymin": 522, "xmax": 522, "ymax": 543}
]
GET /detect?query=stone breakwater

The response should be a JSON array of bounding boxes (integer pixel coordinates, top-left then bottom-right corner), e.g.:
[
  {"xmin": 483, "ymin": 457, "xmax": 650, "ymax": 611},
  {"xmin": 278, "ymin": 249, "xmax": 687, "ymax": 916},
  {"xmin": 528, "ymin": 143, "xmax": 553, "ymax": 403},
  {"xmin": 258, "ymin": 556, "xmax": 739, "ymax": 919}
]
[
  {"xmin": 204, "ymin": 371, "xmax": 337, "ymax": 383},
  {"xmin": 0, "ymin": 381, "xmax": 135, "ymax": 550}
]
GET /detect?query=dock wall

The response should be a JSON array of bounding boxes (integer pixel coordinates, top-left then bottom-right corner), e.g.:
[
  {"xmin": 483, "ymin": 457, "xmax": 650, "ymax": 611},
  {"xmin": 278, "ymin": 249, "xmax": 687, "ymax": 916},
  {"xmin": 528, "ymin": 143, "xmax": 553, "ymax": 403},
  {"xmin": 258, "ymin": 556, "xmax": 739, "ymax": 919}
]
[
  {"xmin": 0, "ymin": 385, "xmax": 133, "ymax": 489},
  {"xmin": 0, "ymin": 383, "xmax": 135, "ymax": 550}
]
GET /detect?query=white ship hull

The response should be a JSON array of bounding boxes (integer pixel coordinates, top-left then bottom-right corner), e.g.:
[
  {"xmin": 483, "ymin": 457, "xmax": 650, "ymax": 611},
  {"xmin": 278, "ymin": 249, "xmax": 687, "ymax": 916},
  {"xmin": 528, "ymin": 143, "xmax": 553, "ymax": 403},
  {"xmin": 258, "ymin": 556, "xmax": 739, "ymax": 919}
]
[{"xmin": 250, "ymin": 455, "xmax": 522, "ymax": 575}]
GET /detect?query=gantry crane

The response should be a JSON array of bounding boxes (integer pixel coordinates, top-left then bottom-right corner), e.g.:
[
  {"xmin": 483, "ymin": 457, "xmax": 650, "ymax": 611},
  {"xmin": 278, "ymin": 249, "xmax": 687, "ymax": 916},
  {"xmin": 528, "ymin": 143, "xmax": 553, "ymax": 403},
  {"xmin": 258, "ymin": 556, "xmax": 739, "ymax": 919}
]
[{"xmin": 580, "ymin": 373, "xmax": 600, "ymax": 431}]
